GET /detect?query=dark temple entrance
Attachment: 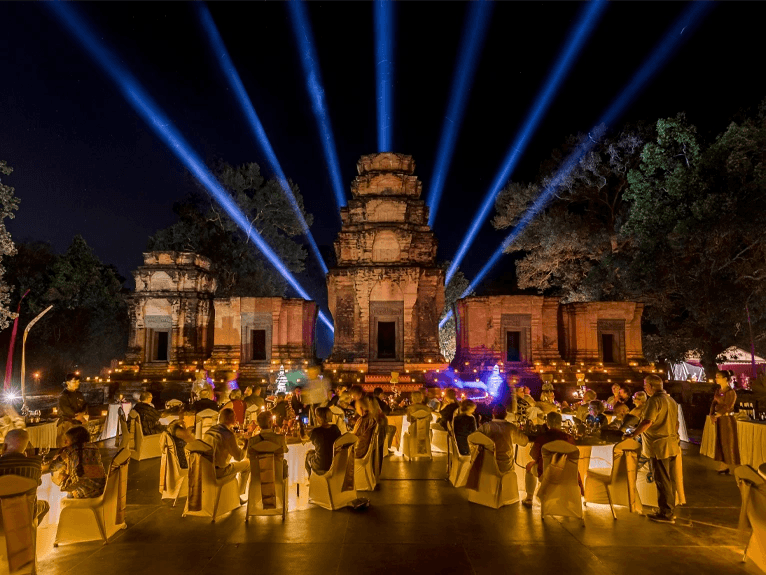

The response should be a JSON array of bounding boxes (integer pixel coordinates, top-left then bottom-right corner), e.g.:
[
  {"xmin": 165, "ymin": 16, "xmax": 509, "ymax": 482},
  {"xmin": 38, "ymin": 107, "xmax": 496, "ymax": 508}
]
[{"xmin": 377, "ymin": 321, "xmax": 396, "ymax": 359}]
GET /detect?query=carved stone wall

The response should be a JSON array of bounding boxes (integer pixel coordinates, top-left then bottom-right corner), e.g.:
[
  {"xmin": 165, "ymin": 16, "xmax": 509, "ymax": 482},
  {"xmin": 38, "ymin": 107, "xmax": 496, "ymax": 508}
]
[
  {"xmin": 326, "ymin": 153, "xmax": 446, "ymax": 375},
  {"xmin": 559, "ymin": 302, "xmax": 644, "ymax": 363}
]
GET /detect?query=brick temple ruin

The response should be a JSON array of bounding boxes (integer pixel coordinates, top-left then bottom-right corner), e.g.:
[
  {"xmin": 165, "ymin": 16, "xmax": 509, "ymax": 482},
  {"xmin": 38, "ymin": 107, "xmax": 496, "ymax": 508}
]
[{"xmin": 113, "ymin": 153, "xmax": 651, "ymax": 394}]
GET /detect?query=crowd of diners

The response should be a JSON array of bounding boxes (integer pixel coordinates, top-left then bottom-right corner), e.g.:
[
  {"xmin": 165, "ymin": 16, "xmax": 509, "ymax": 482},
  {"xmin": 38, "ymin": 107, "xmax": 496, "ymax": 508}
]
[{"xmin": 0, "ymin": 368, "xmax": 745, "ymax": 528}]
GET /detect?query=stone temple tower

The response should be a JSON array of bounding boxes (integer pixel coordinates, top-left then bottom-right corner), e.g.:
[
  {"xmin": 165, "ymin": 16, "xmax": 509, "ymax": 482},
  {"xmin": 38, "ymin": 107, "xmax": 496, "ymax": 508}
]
[{"xmin": 325, "ymin": 153, "xmax": 447, "ymax": 381}]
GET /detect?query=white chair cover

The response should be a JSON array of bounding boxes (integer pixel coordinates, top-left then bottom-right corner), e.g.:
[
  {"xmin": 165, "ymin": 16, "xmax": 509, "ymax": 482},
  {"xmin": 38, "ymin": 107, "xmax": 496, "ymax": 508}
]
[
  {"xmin": 54, "ymin": 447, "xmax": 131, "ymax": 546},
  {"xmin": 159, "ymin": 432, "xmax": 188, "ymax": 505},
  {"xmin": 539, "ymin": 440, "xmax": 582, "ymax": 520},
  {"xmin": 735, "ymin": 465, "xmax": 766, "ymax": 573},
  {"xmin": 117, "ymin": 408, "xmax": 130, "ymax": 451},
  {"xmin": 309, "ymin": 433, "xmax": 357, "ymax": 511},
  {"xmin": 759, "ymin": 462, "xmax": 766, "ymax": 481},
  {"xmin": 182, "ymin": 440, "xmax": 241, "ymax": 522},
  {"xmin": 127, "ymin": 411, "xmax": 162, "ymax": 461},
  {"xmin": 0, "ymin": 475, "xmax": 38, "ymax": 574},
  {"xmin": 328, "ymin": 406, "xmax": 347, "ymax": 434},
  {"xmin": 463, "ymin": 432, "xmax": 520, "ymax": 509},
  {"xmin": 447, "ymin": 426, "xmax": 471, "ymax": 488},
  {"xmin": 431, "ymin": 423, "xmax": 449, "ymax": 454},
  {"xmin": 195, "ymin": 410, "xmax": 219, "ymax": 440},
  {"xmin": 244, "ymin": 405, "xmax": 261, "ymax": 426},
  {"xmin": 246, "ymin": 440, "xmax": 287, "ymax": 521},
  {"xmin": 402, "ymin": 410, "xmax": 432, "ymax": 461},
  {"xmin": 584, "ymin": 438, "xmax": 641, "ymax": 518},
  {"xmin": 354, "ymin": 426, "xmax": 378, "ymax": 492},
  {"xmin": 635, "ymin": 450, "xmax": 686, "ymax": 508}
]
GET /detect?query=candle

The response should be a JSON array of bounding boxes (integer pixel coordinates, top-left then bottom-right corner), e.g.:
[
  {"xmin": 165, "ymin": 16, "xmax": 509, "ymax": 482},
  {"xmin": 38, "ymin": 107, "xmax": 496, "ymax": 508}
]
[
  {"xmin": 52, "ymin": 408, "xmax": 58, "ymax": 415},
  {"xmin": 101, "ymin": 411, "xmax": 108, "ymax": 417}
]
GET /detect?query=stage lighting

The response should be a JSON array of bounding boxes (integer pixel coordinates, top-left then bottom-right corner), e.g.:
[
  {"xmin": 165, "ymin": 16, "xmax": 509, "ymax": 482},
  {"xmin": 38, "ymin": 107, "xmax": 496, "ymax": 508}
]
[
  {"xmin": 287, "ymin": 1, "xmax": 346, "ymax": 212},
  {"xmin": 48, "ymin": 2, "xmax": 334, "ymax": 333},
  {"xmin": 451, "ymin": 1, "xmax": 712, "ymax": 311},
  {"xmin": 196, "ymin": 3, "xmax": 329, "ymax": 276},
  {"xmin": 375, "ymin": 0, "xmax": 394, "ymax": 152},
  {"xmin": 426, "ymin": 0, "xmax": 493, "ymax": 227},
  {"xmin": 445, "ymin": 0, "xmax": 607, "ymax": 284}
]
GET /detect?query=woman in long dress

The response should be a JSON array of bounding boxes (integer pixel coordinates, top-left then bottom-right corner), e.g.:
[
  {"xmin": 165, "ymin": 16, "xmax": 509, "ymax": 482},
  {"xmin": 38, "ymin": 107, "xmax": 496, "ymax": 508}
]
[{"xmin": 710, "ymin": 370, "xmax": 740, "ymax": 475}]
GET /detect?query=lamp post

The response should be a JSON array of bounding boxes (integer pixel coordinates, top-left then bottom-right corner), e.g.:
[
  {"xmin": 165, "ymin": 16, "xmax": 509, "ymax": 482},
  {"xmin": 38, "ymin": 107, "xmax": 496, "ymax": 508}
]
[{"xmin": 20, "ymin": 305, "xmax": 53, "ymax": 414}]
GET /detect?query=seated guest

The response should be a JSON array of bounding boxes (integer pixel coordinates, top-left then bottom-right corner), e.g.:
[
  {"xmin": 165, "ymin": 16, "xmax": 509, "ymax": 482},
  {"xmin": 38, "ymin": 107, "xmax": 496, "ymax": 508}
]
[
  {"xmin": 328, "ymin": 385, "xmax": 348, "ymax": 408},
  {"xmin": 608, "ymin": 403, "xmax": 640, "ymax": 432},
  {"xmin": 271, "ymin": 393, "xmax": 288, "ymax": 427},
  {"xmin": 537, "ymin": 384, "xmax": 559, "ymax": 415},
  {"xmin": 304, "ymin": 407, "xmax": 341, "ymax": 477},
  {"xmin": 630, "ymin": 391, "xmax": 648, "ymax": 421},
  {"xmin": 406, "ymin": 391, "xmax": 430, "ymax": 422},
  {"xmin": 523, "ymin": 412, "xmax": 575, "ymax": 506},
  {"xmin": 243, "ymin": 386, "xmax": 265, "ymax": 410},
  {"xmin": 478, "ymin": 404, "xmax": 529, "ymax": 473},
  {"xmin": 291, "ymin": 386, "xmax": 307, "ymax": 420},
  {"xmin": 347, "ymin": 385, "xmax": 365, "ymax": 410},
  {"xmin": 437, "ymin": 388, "xmax": 459, "ymax": 429},
  {"xmin": 372, "ymin": 387, "xmax": 391, "ymax": 415},
  {"xmin": 0, "ymin": 429, "xmax": 49, "ymax": 521},
  {"xmin": 166, "ymin": 420, "xmax": 195, "ymax": 469},
  {"xmin": 192, "ymin": 388, "xmax": 219, "ymax": 414},
  {"xmin": 618, "ymin": 385, "xmax": 634, "ymax": 410},
  {"xmin": 452, "ymin": 400, "xmax": 478, "ymax": 456},
  {"xmin": 426, "ymin": 388, "xmax": 441, "ymax": 411},
  {"xmin": 132, "ymin": 391, "xmax": 166, "ymax": 436},
  {"xmin": 204, "ymin": 408, "xmax": 249, "ymax": 495},
  {"xmin": 352, "ymin": 396, "xmax": 377, "ymax": 459},
  {"xmin": 223, "ymin": 388, "xmax": 246, "ymax": 427},
  {"xmin": 585, "ymin": 400, "xmax": 608, "ymax": 428},
  {"xmin": 49, "ymin": 425, "xmax": 106, "ymax": 499},
  {"xmin": 249, "ymin": 411, "xmax": 289, "ymax": 452},
  {"xmin": 58, "ymin": 373, "xmax": 88, "ymax": 426},
  {"xmin": 606, "ymin": 383, "xmax": 622, "ymax": 411},
  {"xmin": 575, "ymin": 390, "xmax": 598, "ymax": 422},
  {"xmin": 515, "ymin": 384, "xmax": 536, "ymax": 420}
]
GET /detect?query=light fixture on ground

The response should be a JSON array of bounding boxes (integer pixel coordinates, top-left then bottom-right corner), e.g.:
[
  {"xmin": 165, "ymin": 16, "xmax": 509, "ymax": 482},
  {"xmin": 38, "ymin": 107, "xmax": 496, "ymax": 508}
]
[
  {"xmin": 196, "ymin": 3, "xmax": 329, "ymax": 275},
  {"xmin": 445, "ymin": 0, "xmax": 607, "ymax": 284},
  {"xmin": 48, "ymin": 1, "xmax": 334, "ymax": 333}
]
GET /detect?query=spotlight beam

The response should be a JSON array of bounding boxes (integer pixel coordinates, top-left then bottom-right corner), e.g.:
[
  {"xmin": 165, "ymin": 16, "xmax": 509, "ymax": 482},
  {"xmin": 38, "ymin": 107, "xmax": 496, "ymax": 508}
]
[
  {"xmin": 196, "ymin": 3, "xmax": 329, "ymax": 276},
  {"xmin": 445, "ymin": 0, "xmax": 607, "ymax": 284},
  {"xmin": 426, "ymin": 0, "xmax": 493, "ymax": 227},
  {"xmin": 375, "ymin": 0, "xmax": 394, "ymax": 152},
  {"xmin": 48, "ymin": 1, "xmax": 334, "ymax": 333},
  {"xmin": 287, "ymin": 1, "xmax": 346, "ymax": 211},
  {"xmin": 440, "ymin": 1, "xmax": 713, "ymax": 330}
]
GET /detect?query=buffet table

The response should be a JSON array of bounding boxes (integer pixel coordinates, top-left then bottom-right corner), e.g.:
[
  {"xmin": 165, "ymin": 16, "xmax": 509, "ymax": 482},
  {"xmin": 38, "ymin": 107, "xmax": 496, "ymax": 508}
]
[{"xmin": 701, "ymin": 415, "xmax": 766, "ymax": 469}]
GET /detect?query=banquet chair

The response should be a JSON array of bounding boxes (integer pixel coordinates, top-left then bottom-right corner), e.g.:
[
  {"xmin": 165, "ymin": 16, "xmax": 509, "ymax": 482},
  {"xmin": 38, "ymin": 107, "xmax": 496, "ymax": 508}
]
[
  {"xmin": 635, "ymin": 450, "xmax": 686, "ymax": 508},
  {"xmin": 165, "ymin": 399, "xmax": 184, "ymax": 409},
  {"xmin": 402, "ymin": 410, "xmax": 432, "ymax": 461},
  {"xmin": 54, "ymin": 447, "xmax": 131, "ymax": 547},
  {"xmin": 328, "ymin": 406, "xmax": 347, "ymax": 434},
  {"xmin": 759, "ymin": 463, "xmax": 766, "ymax": 481},
  {"xmin": 182, "ymin": 441, "xmax": 241, "ymax": 522},
  {"xmin": 246, "ymin": 439, "xmax": 288, "ymax": 522},
  {"xmin": 0, "ymin": 475, "xmax": 39, "ymax": 574},
  {"xmin": 309, "ymin": 433, "xmax": 358, "ymax": 511},
  {"xmin": 734, "ymin": 465, "xmax": 766, "ymax": 573},
  {"xmin": 244, "ymin": 405, "xmax": 261, "ymax": 427},
  {"xmin": 195, "ymin": 410, "xmax": 219, "ymax": 440},
  {"xmin": 127, "ymin": 411, "xmax": 162, "ymax": 461},
  {"xmin": 538, "ymin": 440, "xmax": 583, "ymax": 523},
  {"xmin": 354, "ymin": 427, "xmax": 378, "ymax": 492},
  {"xmin": 584, "ymin": 438, "xmax": 641, "ymax": 519},
  {"xmin": 159, "ymin": 432, "xmax": 188, "ymax": 506},
  {"xmin": 448, "ymin": 425, "xmax": 471, "ymax": 488},
  {"xmin": 464, "ymin": 432, "xmax": 520, "ymax": 508},
  {"xmin": 117, "ymin": 408, "xmax": 130, "ymax": 451},
  {"xmin": 431, "ymin": 422, "xmax": 449, "ymax": 454}
]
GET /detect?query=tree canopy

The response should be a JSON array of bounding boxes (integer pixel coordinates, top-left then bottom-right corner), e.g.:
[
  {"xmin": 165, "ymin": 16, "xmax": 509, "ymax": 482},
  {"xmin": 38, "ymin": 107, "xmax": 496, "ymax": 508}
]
[
  {"xmin": 439, "ymin": 263, "xmax": 471, "ymax": 362},
  {"xmin": 493, "ymin": 101, "xmax": 766, "ymax": 370},
  {"xmin": 0, "ymin": 160, "xmax": 20, "ymax": 330},
  {"xmin": 148, "ymin": 161, "xmax": 312, "ymax": 297}
]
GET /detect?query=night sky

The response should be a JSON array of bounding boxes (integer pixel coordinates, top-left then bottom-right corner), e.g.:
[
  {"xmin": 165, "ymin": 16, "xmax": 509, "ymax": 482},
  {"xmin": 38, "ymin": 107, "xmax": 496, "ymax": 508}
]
[{"xmin": 2, "ymin": 2, "xmax": 766, "ymax": 357}]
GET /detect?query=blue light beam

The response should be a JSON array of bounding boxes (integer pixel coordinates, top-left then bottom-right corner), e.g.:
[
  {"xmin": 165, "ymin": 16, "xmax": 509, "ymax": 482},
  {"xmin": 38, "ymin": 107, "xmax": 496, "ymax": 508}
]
[
  {"xmin": 440, "ymin": 1, "xmax": 712, "ymax": 330},
  {"xmin": 196, "ymin": 3, "xmax": 329, "ymax": 275},
  {"xmin": 445, "ymin": 0, "xmax": 607, "ymax": 284},
  {"xmin": 287, "ymin": 1, "xmax": 346, "ymax": 211},
  {"xmin": 375, "ymin": 0, "xmax": 394, "ymax": 152},
  {"xmin": 426, "ymin": 0, "xmax": 493, "ymax": 228},
  {"xmin": 48, "ymin": 1, "xmax": 334, "ymax": 333}
]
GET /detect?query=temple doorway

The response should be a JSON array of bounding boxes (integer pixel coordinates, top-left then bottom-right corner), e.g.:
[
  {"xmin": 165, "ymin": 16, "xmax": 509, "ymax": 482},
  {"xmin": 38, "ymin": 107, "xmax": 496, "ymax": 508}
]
[{"xmin": 377, "ymin": 321, "xmax": 396, "ymax": 359}]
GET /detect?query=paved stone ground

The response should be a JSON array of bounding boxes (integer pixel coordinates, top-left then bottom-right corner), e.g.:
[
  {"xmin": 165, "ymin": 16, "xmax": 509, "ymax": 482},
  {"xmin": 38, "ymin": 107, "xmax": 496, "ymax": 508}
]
[{"xmin": 39, "ymin": 442, "xmax": 763, "ymax": 575}]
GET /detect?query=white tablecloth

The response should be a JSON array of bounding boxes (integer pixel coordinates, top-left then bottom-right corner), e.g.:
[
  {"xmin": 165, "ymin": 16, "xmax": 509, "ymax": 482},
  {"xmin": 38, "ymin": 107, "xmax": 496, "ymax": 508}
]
[
  {"xmin": 37, "ymin": 473, "xmax": 66, "ymax": 558},
  {"xmin": 100, "ymin": 402, "xmax": 132, "ymax": 440},
  {"xmin": 701, "ymin": 416, "xmax": 766, "ymax": 469},
  {"xmin": 27, "ymin": 421, "xmax": 57, "ymax": 449}
]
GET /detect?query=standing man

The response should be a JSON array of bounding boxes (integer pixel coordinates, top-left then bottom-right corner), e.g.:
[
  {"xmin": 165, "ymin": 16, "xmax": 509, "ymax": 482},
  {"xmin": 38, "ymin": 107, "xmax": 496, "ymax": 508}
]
[
  {"xmin": 626, "ymin": 374, "xmax": 681, "ymax": 524},
  {"xmin": 57, "ymin": 373, "xmax": 88, "ymax": 446}
]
